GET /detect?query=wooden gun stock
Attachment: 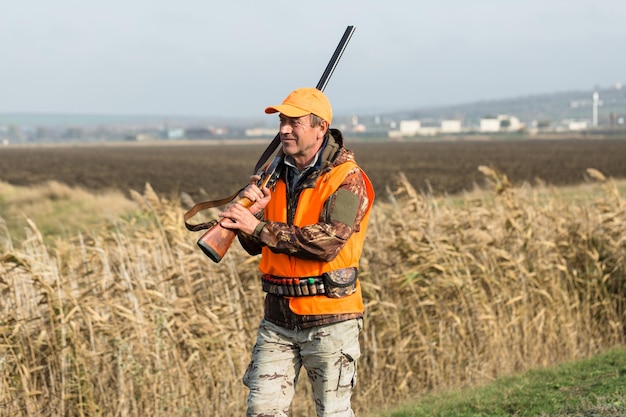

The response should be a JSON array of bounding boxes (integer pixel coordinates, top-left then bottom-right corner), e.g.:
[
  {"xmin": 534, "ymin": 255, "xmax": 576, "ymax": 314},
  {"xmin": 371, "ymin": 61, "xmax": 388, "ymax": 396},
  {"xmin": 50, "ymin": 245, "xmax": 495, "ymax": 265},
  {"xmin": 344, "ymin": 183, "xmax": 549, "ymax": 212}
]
[
  {"xmin": 195, "ymin": 155, "xmax": 280, "ymax": 262},
  {"xmin": 196, "ymin": 197, "xmax": 253, "ymax": 263}
]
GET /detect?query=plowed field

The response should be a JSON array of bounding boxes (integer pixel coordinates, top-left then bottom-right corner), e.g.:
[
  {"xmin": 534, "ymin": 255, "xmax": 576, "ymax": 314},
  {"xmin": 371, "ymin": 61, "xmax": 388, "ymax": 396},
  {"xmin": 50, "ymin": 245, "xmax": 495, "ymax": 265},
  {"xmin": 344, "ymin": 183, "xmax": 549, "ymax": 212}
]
[{"xmin": 1, "ymin": 139, "xmax": 626, "ymax": 201}]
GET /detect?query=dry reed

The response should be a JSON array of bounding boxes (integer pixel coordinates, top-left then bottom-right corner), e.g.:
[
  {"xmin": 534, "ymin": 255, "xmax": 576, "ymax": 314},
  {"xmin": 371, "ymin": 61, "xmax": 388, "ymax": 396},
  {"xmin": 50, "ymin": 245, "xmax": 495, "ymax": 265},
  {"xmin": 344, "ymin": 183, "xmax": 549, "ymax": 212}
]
[{"xmin": 1, "ymin": 170, "xmax": 625, "ymax": 416}]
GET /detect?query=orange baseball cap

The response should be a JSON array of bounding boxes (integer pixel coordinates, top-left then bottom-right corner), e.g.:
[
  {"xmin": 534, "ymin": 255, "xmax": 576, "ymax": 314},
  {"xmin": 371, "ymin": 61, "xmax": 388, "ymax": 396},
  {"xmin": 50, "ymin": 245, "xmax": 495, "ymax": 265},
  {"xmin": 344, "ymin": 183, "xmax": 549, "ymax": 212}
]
[{"xmin": 265, "ymin": 88, "xmax": 332, "ymax": 124}]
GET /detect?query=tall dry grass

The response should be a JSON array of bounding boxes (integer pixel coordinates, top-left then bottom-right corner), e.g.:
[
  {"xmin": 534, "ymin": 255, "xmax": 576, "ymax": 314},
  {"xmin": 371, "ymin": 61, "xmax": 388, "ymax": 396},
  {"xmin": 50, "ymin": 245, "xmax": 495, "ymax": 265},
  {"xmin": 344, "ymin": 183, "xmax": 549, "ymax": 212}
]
[{"xmin": 1, "ymin": 169, "xmax": 625, "ymax": 416}]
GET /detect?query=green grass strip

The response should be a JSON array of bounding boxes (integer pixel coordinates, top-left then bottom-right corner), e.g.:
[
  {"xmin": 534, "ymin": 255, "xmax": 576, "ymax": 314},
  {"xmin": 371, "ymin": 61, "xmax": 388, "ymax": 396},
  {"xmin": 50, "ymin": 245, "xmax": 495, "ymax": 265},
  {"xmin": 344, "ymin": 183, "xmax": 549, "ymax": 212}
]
[{"xmin": 381, "ymin": 347, "xmax": 626, "ymax": 417}]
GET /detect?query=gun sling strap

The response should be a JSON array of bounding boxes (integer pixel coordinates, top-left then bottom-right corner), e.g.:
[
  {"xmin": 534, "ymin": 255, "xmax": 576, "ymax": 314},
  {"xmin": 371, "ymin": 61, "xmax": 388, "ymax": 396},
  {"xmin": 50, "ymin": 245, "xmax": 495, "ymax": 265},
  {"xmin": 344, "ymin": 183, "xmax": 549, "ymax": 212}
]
[{"xmin": 183, "ymin": 134, "xmax": 280, "ymax": 232}]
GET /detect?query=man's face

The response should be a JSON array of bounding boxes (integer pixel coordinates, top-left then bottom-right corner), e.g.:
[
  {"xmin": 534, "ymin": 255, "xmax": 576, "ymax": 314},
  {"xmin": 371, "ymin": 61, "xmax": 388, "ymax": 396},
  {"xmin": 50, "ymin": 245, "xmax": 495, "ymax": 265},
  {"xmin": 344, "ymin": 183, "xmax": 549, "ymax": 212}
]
[{"xmin": 278, "ymin": 114, "xmax": 327, "ymax": 168}]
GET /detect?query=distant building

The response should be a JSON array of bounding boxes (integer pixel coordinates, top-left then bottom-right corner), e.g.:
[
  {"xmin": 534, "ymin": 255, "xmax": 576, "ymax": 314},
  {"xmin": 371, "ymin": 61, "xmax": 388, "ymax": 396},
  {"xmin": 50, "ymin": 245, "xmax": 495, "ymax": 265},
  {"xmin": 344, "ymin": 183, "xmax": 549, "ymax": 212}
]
[
  {"xmin": 387, "ymin": 120, "xmax": 421, "ymax": 139},
  {"xmin": 480, "ymin": 117, "xmax": 501, "ymax": 132},
  {"xmin": 245, "ymin": 127, "xmax": 277, "ymax": 137},
  {"xmin": 399, "ymin": 120, "xmax": 421, "ymax": 136},
  {"xmin": 480, "ymin": 115, "xmax": 523, "ymax": 132},
  {"xmin": 165, "ymin": 128, "xmax": 185, "ymax": 139},
  {"xmin": 416, "ymin": 120, "xmax": 440, "ymax": 136},
  {"xmin": 440, "ymin": 119, "xmax": 462, "ymax": 133},
  {"xmin": 561, "ymin": 119, "xmax": 589, "ymax": 131},
  {"xmin": 503, "ymin": 116, "xmax": 523, "ymax": 131},
  {"xmin": 388, "ymin": 118, "xmax": 463, "ymax": 137}
]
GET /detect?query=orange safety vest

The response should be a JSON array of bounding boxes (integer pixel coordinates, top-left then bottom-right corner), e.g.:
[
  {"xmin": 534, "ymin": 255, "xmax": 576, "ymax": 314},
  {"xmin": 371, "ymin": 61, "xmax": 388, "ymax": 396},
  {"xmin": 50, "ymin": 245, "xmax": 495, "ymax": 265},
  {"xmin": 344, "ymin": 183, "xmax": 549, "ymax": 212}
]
[{"xmin": 259, "ymin": 160, "xmax": 374, "ymax": 316}]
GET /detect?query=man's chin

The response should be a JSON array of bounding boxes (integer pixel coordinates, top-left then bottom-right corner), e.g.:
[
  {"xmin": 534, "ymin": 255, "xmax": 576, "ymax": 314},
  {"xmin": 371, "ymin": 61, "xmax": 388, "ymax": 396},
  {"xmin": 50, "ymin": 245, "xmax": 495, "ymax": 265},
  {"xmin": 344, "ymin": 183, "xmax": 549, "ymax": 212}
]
[{"xmin": 281, "ymin": 141, "xmax": 296, "ymax": 153}]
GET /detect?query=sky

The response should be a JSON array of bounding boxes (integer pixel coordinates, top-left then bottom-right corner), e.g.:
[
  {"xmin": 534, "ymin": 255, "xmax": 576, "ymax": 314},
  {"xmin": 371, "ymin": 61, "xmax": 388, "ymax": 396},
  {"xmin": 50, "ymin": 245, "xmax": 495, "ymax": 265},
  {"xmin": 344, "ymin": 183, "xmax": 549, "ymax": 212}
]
[{"xmin": 1, "ymin": 0, "xmax": 625, "ymax": 119}]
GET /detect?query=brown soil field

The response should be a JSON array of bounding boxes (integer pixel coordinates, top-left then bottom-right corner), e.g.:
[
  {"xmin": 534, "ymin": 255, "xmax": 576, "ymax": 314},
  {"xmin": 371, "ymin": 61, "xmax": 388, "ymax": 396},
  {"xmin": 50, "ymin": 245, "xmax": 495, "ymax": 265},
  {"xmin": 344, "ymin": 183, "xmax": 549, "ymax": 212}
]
[{"xmin": 1, "ymin": 138, "xmax": 626, "ymax": 202}]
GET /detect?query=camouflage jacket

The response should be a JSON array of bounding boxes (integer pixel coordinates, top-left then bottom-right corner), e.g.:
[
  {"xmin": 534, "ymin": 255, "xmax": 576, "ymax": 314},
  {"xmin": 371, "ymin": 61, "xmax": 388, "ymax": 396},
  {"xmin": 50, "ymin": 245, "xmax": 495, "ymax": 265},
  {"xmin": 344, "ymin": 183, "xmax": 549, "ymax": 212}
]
[{"xmin": 238, "ymin": 129, "xmax": 371, "ymax": 329}]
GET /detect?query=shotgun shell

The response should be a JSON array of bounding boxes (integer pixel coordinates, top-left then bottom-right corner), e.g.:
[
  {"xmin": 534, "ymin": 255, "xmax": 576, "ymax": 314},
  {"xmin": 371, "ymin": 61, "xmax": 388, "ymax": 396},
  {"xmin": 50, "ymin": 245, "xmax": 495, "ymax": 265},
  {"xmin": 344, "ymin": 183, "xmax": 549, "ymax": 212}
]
[
  {"xmin": 294, "ymin": 279, "xmax": 302, "ymax": 296},
  {"xmin": 308, "ymin": 277, "xmax": 317, "ymax": 295},
  {"xmin": 316, "ymin": 279, "xmax": 325, "ymax": 294}
]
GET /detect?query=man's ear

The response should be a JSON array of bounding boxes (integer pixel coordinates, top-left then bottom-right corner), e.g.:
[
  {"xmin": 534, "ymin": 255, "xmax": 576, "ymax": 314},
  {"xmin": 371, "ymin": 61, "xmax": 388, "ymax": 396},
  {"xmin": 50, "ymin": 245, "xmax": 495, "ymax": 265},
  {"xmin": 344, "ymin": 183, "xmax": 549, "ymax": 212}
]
[{"xmin": 318, "ymin": 120, "xmax": 329, "ymax": 138}]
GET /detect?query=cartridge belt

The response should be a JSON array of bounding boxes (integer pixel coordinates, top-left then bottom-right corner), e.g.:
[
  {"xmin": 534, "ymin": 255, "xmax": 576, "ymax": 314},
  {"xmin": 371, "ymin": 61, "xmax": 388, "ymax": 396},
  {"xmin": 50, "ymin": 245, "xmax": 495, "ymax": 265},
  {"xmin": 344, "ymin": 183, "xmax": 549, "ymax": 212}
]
[{"xmin": 261, "ymin": 274, "xmax": 326, "ymax": 297}]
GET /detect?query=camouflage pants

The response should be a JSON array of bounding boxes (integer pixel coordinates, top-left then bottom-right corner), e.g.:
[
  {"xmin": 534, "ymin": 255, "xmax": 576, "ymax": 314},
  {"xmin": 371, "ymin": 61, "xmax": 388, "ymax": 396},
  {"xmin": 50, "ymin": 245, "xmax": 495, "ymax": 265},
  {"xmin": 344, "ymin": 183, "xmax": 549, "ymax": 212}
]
[{"xmin": 243, "ymin": 318, "xmax": 362, "ymax": 417}]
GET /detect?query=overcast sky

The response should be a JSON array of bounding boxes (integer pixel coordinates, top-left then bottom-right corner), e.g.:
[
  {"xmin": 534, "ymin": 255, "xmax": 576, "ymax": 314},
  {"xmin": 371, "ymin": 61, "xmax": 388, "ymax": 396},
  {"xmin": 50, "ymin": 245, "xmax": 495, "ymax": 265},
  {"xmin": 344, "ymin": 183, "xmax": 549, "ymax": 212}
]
[{"xmin": 1, "ymin": 0, "xmax": 624, "ymax": 119}]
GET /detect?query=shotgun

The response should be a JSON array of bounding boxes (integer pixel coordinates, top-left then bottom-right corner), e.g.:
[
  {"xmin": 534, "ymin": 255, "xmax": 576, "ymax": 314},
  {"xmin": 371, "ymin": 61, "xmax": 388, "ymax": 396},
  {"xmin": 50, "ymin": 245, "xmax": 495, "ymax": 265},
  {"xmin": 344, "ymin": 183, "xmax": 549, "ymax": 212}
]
[
  {"xmin": 196, "ymin": 153, "xmax": 282, "ymax": 262},
  {"xmin": 186, "ymin": 25, "xmax": 356, "ymax": 262}
]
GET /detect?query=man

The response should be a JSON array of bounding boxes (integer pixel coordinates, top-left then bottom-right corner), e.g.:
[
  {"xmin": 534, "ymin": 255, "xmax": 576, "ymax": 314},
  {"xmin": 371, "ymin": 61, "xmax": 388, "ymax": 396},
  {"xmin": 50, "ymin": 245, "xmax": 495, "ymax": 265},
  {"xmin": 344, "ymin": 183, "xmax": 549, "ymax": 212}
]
[{"xmin": 219, "ymin": 87, "xmax": 374, "ymax": 417}]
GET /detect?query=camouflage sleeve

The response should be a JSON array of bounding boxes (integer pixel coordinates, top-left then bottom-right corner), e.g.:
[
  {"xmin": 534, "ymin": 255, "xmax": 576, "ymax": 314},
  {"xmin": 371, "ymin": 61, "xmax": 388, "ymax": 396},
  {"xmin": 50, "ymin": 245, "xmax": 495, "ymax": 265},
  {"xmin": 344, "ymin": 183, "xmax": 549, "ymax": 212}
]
[
  {"xmin": 237, "ymin": 212, "xmax": 264, "ymax": 256},
  {"xmin": 254, "ymin": 166, "xmax": 370, "ymax": 262}
]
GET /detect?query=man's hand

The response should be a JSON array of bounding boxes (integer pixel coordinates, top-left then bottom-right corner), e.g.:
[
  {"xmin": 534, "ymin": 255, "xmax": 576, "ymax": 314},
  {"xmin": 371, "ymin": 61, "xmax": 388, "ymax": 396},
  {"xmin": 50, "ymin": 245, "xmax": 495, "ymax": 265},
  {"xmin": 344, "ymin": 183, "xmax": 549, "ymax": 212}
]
[
  {"xmin": 239, "ymin": 174, "xmax": 272, "ymax": 215},
  {"xmin": 219, "ymin": 203, "xmax": 261, "ymax": 235},
  {"xmin": 219, "ymin": 175, "xmax": 271, "ymax": 235}
]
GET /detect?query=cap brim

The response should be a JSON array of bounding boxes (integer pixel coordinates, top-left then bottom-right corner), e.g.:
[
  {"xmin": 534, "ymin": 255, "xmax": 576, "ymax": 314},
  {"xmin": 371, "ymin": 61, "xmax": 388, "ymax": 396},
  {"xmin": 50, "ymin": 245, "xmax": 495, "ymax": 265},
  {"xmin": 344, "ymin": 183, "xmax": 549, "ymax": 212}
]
[{"xmin": 264, "ymin": 104, "xmax": 310, "ymax": 118}]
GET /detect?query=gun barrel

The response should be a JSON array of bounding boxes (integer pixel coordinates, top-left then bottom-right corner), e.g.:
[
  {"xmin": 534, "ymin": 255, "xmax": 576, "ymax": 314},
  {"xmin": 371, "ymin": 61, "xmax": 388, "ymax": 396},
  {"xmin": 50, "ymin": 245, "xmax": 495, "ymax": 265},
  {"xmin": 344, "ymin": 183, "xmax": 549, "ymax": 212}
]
[{"xmin": 316, "ymin": 26, "xmax": 355, "ymax": 92}]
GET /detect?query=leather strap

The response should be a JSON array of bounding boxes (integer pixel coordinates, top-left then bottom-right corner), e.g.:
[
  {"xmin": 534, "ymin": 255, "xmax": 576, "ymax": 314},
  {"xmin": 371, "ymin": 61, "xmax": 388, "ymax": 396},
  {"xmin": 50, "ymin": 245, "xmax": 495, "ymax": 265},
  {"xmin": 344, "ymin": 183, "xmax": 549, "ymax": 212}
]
[
  {"xmin": 183, "ymin": 133, "xmax": 280, "ymax": 232},
  {"xmin": 183, "ymin": 189, "xmax": 241, "ymax": 232}
]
